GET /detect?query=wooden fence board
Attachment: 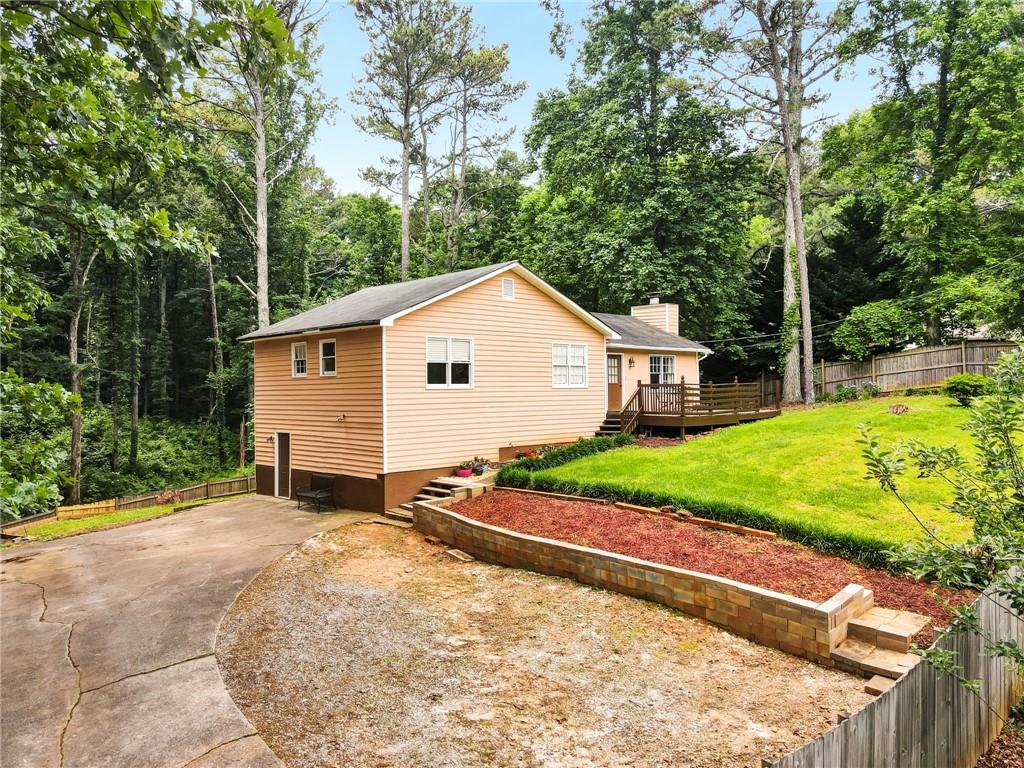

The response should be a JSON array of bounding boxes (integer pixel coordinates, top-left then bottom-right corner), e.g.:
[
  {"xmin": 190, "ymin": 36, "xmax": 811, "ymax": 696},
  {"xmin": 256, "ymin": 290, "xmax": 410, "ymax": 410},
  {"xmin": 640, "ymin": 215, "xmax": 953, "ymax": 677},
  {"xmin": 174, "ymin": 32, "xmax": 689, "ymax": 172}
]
[
  {"xmin": 765, "ymin": 568, "xmax": 1023, "ymax": 768},
  {"xmin": 812, "ymin": 341, "xmax": 1018, "ymax": 397}
]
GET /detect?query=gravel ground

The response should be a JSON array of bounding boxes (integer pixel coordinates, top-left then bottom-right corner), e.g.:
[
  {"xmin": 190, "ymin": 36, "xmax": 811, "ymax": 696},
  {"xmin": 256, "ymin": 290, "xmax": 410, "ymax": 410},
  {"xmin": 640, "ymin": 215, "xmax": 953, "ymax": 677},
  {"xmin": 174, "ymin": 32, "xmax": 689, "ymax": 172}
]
[{"xmin": 217, "ymin": 521, "xmax": 873, "ymax": 768}]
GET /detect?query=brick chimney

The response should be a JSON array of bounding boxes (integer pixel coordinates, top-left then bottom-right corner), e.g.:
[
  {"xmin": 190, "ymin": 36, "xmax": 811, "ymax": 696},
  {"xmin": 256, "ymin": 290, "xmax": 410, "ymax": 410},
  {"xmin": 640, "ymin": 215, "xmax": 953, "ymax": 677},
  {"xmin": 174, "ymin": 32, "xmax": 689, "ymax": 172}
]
[{"xmin": 630, "ymin": 296, "xmax": 679, "ymax": 335}]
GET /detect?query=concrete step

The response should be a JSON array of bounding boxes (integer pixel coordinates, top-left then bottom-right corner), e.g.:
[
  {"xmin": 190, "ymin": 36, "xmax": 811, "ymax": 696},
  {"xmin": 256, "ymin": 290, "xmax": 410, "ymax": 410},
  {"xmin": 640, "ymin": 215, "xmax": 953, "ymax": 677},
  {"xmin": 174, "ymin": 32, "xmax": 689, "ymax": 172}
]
[
  {"xmin": 399, "ymin": 502, "xmax": 416, "ymax": 512},
  {"xmin": 848, "ymin": 607, "xmax": 931, "ymax": 652},
  {"xmin": 383, "ymin": 508, "xmax": 413, "ymax": 523},
  {"xmin": 831, "ymin": 638, "xmax": 921, "ymax": 679},
  {"xmin": 414, "ymin": 494, "xmax": 439, "ymax": 502}
]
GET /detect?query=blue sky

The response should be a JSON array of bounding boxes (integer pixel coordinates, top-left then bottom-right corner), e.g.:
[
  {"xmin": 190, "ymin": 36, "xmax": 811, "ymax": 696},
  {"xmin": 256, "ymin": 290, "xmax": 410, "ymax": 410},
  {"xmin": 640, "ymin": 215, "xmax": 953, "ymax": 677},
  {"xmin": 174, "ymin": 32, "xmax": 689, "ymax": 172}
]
[{"xmin": 310, "ymin": 1, "xmax": 880, "ymax": 196}]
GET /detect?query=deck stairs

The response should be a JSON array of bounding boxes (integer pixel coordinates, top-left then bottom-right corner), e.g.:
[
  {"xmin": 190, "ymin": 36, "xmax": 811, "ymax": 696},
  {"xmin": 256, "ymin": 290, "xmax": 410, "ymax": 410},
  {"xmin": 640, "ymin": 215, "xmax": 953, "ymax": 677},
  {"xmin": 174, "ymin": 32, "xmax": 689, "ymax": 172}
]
[
  {"xmin": 596, "ymin": 411, "xmax": 622, "ymax": 437},
  {"xmin": 831, "ymin": 606, "xmax": 932, "ymax": 679},
  {"xmin": 383, "ymin": 473, "xmax": 494, "ymax": 523}
]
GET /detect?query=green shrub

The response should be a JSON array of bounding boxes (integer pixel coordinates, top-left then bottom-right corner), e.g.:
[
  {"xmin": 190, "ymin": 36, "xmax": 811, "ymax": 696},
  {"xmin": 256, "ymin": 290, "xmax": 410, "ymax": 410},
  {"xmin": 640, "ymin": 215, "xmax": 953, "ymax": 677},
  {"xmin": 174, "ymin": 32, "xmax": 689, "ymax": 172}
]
[
  {"xmin": 942, "ymin": 373, "xmax": 993, "ymax": 407},
  {"xmin": 497, "ymin": 434, "xmax": 632, "ymax": 486}
]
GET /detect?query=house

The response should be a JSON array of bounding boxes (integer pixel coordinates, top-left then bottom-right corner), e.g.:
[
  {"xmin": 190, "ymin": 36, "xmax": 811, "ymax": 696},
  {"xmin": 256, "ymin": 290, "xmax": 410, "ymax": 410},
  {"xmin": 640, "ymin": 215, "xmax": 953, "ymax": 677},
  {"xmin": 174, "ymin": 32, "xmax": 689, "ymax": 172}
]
[{"xmin": 239, "ymin": 261, "xmax": 710, "ymax": 513}]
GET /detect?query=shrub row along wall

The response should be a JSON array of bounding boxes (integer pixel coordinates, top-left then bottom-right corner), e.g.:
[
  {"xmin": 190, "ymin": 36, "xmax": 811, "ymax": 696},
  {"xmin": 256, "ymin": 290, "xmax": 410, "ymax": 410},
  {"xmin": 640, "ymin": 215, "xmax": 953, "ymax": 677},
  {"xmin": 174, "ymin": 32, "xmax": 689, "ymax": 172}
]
[
  {"xmin": 767, "ymin": 567, "xmax": 1024, "ymax": 768},
  {"xmin": 413, "ymin": 501, "xmax": 873, "ymax": 666},
  {"xmin": 497, "ymin": 437, "xmax": 892, "ymax": 568}
]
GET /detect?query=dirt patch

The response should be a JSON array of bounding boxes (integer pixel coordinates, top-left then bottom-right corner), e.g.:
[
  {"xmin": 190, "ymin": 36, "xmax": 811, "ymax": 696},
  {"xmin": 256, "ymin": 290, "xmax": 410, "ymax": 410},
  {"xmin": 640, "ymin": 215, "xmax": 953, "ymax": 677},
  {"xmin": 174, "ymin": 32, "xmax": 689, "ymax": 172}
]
[
  {"xmin": 977, "ymin": 710, "xmax": 1024, "ymax": 768},
  {"xmin": 633, "ymin": 436, "xmax": 685, "ymax": 448},
  {"xmin": 450, "ymin": 490, "xmax": 977, "ymax": 646},
  {"xmin": 217, "ymin": 522, "xmax": 873, "ymax": 768}
]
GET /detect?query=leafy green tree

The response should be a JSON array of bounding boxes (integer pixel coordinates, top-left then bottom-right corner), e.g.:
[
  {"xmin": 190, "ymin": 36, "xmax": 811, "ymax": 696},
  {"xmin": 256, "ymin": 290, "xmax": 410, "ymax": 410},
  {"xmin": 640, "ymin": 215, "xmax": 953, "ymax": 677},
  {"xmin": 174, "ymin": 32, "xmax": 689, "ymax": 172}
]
[
  {"xmin": 524, "ymin": 0, "xmax": 754, "ymax": 341},
  {"xmin": 860, "ymin": 349, "xmax": 1023, "ymax": 688},
  {"xmin": 824, "ymin": 0, "xmax": 1024, "ymax": 342},
  {"xmin": 831, "ymin": 300, "xmax": 926, "ymax": 360}
]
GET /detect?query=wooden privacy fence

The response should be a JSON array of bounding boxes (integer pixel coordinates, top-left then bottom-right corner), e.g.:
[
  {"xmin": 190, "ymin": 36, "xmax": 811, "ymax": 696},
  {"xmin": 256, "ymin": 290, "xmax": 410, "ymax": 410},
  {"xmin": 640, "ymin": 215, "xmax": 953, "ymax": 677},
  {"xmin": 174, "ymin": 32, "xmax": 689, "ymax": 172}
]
[
  {"xmin": 816, "ymin": 341, "xmax": 1018, "ymax": 397},
  {"xmin": 56, "ymin": 475, "xmax": 255, "ymax": 520},
  {"xmin": 765, "ymin": 568, "xmax": 1024, "ymax": 768}
]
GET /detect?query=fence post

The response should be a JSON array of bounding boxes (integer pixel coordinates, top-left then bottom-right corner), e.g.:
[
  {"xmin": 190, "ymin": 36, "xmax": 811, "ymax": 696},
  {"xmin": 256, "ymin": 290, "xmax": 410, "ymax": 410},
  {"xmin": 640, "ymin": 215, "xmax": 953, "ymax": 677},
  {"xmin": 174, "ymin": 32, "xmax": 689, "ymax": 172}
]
[
  {"xmin": 205, "ymin": 480, "xmax": 210, "ymax": 500},
  {"xmin": 820, "ymin": 359, "xmax": 826, "ymax": 396},
  {"xmin": 961, "ymin": 339, "xmax": 968, "ymax": 374}
]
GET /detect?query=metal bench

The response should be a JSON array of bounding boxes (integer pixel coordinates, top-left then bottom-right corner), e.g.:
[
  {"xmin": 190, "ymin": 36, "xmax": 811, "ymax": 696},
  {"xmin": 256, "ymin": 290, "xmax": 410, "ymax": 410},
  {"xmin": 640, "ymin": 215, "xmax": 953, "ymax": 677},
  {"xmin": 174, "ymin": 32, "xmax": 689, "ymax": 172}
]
[{"xmin": 296, "ymin": 473, "xmax": 335, "ymax": 513}]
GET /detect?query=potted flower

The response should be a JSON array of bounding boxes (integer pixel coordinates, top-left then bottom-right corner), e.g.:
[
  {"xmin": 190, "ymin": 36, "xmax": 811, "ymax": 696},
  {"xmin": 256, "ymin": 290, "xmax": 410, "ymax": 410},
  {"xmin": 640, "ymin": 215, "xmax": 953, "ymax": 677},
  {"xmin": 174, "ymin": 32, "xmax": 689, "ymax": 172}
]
[
  {"xmin": 455, "ymin": 460, "xmax": 474, "ymax": 478},
  {"xmin": 471, "ymin": 457, "xmax": 490, "ymax": 475}
]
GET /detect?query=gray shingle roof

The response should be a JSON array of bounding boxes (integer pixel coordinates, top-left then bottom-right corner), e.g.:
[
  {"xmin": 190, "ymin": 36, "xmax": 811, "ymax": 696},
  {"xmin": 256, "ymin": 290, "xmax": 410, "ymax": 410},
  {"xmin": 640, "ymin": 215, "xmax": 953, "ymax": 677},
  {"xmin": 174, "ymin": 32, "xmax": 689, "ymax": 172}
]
[
  {"xmin": 595, "ymin": 313, "xmax": 710, "ymax": 353},
  {"xmin": 238, "ymin": 262, "xmax": 517, "ymax": 341}
]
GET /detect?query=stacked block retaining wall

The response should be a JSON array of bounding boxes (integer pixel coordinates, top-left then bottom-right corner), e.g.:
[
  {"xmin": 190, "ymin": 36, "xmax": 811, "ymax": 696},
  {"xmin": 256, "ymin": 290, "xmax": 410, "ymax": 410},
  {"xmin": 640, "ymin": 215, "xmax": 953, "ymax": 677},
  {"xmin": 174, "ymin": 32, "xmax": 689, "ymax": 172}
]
[{"xmin": 413, "ymin": 501, "xmax": 872, "ymax": 665}]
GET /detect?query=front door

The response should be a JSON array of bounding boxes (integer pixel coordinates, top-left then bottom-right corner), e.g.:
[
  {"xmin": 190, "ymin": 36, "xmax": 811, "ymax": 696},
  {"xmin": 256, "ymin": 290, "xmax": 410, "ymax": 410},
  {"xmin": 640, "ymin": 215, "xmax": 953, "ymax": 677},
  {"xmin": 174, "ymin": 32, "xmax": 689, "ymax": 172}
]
[
  {"xmin": 606, "ymin": 355, "xmax": 622, "ymax": 411},
  {"xmin": 275, "ymin": 432, "xmax": 291, "ymax": 498}
]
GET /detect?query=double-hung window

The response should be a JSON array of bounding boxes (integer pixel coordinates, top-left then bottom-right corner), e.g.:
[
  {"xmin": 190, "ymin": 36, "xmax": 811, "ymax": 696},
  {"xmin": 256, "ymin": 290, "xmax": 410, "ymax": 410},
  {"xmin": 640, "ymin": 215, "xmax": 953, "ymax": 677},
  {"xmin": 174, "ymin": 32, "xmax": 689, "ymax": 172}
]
[
  {"xmin": 319, "ymin": 339, "xmax": 336, "ymax": 376},
  {"xmin": 552, "ymin": 343, "xmax": 587, "ymax": 388},
  {"xmin": 426, "ymin": 336, "xmax": 473, "ymax": 388},
  {"xmin": 291, "ymin": 342, "xmax": 308, "ymax": 377},
  {"xmin": 649, "ymin": 355, "xmax": 675, "ymax": 384}
]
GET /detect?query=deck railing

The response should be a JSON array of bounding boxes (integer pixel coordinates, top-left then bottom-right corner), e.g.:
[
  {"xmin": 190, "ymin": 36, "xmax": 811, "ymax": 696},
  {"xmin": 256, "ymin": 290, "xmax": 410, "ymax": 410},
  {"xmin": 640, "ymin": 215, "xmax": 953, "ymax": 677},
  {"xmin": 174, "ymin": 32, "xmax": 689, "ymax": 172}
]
[{"xmin": 619, "ymin": 379, "xmax": 780, "ymax": 434}]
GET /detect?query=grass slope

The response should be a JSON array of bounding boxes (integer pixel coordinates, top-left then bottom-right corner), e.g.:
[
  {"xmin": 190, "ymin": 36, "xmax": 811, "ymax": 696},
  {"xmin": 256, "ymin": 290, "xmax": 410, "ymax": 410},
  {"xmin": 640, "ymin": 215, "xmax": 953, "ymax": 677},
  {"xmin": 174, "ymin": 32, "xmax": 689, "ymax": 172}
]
[
  {"xmin": 534, "ymin": 397, "xmax": 973, "ymax": 562},
  {"xmin": 4, "ymin": 494, "xmax": 252, "ymax": 545}
]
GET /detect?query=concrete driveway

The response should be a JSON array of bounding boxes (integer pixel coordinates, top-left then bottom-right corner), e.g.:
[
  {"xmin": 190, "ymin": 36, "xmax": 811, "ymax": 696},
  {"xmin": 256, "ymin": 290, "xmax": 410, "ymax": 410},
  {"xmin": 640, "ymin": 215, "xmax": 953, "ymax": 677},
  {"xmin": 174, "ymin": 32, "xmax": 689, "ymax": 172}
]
[{"xmin": 0, "ymin": 496, "xmax": 367, "ymax": 768}]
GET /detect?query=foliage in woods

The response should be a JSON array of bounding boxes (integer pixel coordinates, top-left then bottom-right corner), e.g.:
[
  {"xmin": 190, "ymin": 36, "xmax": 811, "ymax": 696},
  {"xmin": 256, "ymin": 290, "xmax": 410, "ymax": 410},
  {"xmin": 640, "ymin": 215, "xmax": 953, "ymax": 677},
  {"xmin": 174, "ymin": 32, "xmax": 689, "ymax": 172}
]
[{"xmin": 1, "ymin": 0, "xmax": 1022, "ymax": 510}]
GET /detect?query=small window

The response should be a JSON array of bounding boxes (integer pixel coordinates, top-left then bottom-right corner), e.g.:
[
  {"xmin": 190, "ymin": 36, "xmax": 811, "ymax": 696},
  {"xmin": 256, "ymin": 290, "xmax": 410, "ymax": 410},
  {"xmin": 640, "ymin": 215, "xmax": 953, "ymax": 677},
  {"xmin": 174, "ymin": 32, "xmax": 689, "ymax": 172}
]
[
  {"xmin": 319, "ymin": 339, "xmax": 336, "ymax": 376},
  {"xmin": 553, "ymin": 343, "xmax": 588, "ymax": 388},
  {"xmin": 501, "ymin": 277, "xmax": 515, "ymax": 300},
  {"xmin": 650, "ymin": 355, "xmax": 675, "ymax": 384},
  {"xmin": 426, "ymin": 336, "xmax": 474, "ymax": 388},
  {"xmin": 291, "ymin": 342, "xmax": 307, "ymax": 377}
]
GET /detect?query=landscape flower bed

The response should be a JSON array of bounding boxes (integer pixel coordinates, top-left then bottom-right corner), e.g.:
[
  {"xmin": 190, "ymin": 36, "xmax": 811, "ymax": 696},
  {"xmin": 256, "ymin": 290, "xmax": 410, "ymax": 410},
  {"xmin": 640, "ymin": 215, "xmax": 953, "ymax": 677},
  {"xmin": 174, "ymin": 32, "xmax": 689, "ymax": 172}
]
[{"xmin": 449, "ymin": 490, "xmax": 976, "ymax": 646}]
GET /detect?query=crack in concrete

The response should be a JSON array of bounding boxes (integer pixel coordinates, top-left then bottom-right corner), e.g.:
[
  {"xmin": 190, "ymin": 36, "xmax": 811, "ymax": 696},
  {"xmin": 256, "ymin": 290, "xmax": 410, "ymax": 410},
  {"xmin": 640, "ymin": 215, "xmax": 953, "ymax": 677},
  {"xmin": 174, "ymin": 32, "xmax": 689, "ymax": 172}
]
[
  {"xmin": 5, "ymin": 578, "xmax": 83, "ymax": 768},
  {"xmin": 57, "ymin": 622, "xmax": 84, "ymax": 768},
  {"xmin": 81, "ymin": 653, "xmax": 215, "ymax": 696},
  {"xmin": 179, "ymin": 732, "xmax": 258, "ymax": 768}
]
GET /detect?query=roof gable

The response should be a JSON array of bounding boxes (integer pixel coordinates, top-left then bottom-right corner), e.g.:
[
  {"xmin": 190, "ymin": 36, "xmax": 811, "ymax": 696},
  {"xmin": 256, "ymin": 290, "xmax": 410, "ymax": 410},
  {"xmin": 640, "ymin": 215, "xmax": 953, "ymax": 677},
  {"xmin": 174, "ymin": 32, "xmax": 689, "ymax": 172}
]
[{"xmin": 239, "ymin": 262, "xmax": 618, "ymax": 342}]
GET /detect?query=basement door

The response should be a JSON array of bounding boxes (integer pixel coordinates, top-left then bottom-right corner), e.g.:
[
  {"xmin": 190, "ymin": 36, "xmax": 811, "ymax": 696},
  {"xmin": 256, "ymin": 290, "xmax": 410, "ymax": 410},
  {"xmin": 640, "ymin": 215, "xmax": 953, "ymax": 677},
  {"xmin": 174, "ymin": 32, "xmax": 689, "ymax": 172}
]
[
  {"xmin": 275, "ymin": 432, "xmax": 291, "ymax": 498},
  {"xmin": 606, "ymin": 355, "xmax": 622, "ymax": 411}
]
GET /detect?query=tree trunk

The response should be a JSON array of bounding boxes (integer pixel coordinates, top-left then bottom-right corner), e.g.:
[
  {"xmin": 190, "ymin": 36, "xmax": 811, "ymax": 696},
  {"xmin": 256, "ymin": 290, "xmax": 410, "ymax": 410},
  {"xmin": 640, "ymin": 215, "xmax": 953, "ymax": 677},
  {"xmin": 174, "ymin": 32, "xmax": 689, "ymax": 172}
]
[
  {"xmin": 68, "ymin": 302, "xmax": 83, "ymax": 504},
  {"xmin": 129, "ymin": 256, "xmax": 140, "ymax": 468},
  {"xmin": 400, "ymin": 114, "xmax": 412, "ymax": 280},
  {"xmin": 781, "ymin": 191, "xmax": 802, "ymax": 402},
  {"xmin": 206, "ymin": 251, "xmax": 226, "ymax": 466},
  {"xmin": 420, "ymin": 117, "xmax": 430, "ymax": 266},
  {"xmin": 253, "ymin": 88, "xmax": 271, "ymax": 329}
]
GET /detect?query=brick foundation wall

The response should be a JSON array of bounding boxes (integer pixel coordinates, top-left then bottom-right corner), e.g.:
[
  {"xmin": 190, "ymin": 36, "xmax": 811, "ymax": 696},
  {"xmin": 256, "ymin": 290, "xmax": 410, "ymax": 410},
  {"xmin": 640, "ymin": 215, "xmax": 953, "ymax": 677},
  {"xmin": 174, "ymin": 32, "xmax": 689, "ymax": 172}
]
[{"xmin": 414, "ymin": 501, "xmax": 872, "ymax": 666}]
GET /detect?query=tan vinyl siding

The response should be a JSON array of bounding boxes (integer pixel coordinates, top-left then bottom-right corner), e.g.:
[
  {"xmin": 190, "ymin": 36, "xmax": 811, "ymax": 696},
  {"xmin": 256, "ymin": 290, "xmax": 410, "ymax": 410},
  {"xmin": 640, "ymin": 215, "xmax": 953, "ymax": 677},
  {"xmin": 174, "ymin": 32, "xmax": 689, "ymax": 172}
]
[
  {"xmin": 617, "ymin": 349, "xmax": 701, "ymax": 405},
  {"xmin": 253, "ymin": 328, "xmax": 384, "ymax": 477},
  {"xmin": 385, "ymin": 272, "xmax": 606, "ymax": 472}
]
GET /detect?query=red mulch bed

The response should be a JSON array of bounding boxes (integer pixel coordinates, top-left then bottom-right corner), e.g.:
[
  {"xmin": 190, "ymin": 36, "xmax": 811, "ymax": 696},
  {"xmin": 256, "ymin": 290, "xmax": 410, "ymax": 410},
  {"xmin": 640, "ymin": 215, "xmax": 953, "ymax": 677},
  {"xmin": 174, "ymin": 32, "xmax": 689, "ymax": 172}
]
[
  {"xmin": 633, "ymin": 436, "xmax": 684, "ymax": 448},
  {"xmin": 450, "ymin": 490, "xmax": 977, "ymax": 647}
]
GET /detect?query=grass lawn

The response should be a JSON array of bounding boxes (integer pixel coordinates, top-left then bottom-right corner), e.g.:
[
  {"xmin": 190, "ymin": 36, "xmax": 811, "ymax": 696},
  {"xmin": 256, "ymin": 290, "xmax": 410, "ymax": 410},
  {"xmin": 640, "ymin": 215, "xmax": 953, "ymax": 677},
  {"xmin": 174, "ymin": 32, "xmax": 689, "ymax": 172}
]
[
  {"xmin": 2, "ymin": 493, "xmax": 253, "ymax": 545},
  {"xmin": 532, "ymin": 396, "xmax": 975, "ymax": 562}
]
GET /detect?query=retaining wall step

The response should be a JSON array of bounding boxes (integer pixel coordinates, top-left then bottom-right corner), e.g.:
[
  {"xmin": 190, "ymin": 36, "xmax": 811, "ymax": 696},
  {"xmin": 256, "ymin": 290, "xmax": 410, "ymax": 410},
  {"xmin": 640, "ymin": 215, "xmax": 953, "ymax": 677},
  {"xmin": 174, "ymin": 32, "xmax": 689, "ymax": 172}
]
[
  {"xmin": 847, "ymin": 607, "xmax": 931, "ymax": 652},
  {"xmin": 420, "ymin": 485, "xmax": 451, "ymax": 497},
  {"xmin": 831, "ymin": 638, "xmax": 921, "ymax": 679},
  {"xmin": 383, "ymin": 508, "xmax": 414, "ymax": 523},
  {"xmin": 399, "ymin": 502, "xmax": 416, "ymax": 512}
]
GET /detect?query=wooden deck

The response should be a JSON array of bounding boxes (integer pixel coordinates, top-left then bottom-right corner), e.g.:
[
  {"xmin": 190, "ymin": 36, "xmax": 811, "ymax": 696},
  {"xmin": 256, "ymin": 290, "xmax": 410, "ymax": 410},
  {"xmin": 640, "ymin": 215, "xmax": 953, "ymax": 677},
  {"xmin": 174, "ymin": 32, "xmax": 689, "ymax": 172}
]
[{"xmin": 620, "ymin": 381, "xmax": 781, "ymax": 434}]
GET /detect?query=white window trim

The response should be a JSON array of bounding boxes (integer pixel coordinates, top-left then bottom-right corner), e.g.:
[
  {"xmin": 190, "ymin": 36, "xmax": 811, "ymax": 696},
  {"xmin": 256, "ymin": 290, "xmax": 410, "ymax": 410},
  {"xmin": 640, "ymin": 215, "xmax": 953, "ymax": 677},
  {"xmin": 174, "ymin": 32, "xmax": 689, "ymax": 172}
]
[
  {"xmin": 291, "ymin": 342, "xmax": 307, "ymax": 378},
  {"xmin": 424, "ymin": 336, "xmax": 475, "ymax": 390},
  {"xmin": 318, "ymin": 338, "xmax": 337, "ymax": 377},
  {"xmin": 552, "ymin": 341, "xmax": 589, "ymax": 389},
  {"xmin": 501, "ymin": 277, "xmax": 515, "ymax": 300},
  {"xmin": 649, "ymin": 354, "xmax": 676, "ymax": 385}
]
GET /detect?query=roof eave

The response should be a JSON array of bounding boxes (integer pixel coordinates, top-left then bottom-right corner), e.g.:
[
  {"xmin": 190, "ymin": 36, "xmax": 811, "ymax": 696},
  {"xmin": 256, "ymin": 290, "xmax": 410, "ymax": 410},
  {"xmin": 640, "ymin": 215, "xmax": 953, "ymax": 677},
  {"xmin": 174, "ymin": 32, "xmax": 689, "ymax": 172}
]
[{"xmin": 237, "ymin": 322, "xmax": 380, "ymax": 343}]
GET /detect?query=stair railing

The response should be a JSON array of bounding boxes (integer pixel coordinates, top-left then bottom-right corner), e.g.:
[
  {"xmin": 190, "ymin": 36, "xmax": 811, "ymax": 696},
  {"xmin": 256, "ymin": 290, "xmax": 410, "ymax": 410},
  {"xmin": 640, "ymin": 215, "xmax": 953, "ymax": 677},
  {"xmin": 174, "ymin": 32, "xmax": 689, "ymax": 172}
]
[{"xmin": 620, "ymin": 384, "xmax": 644, "ymax": 435}]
